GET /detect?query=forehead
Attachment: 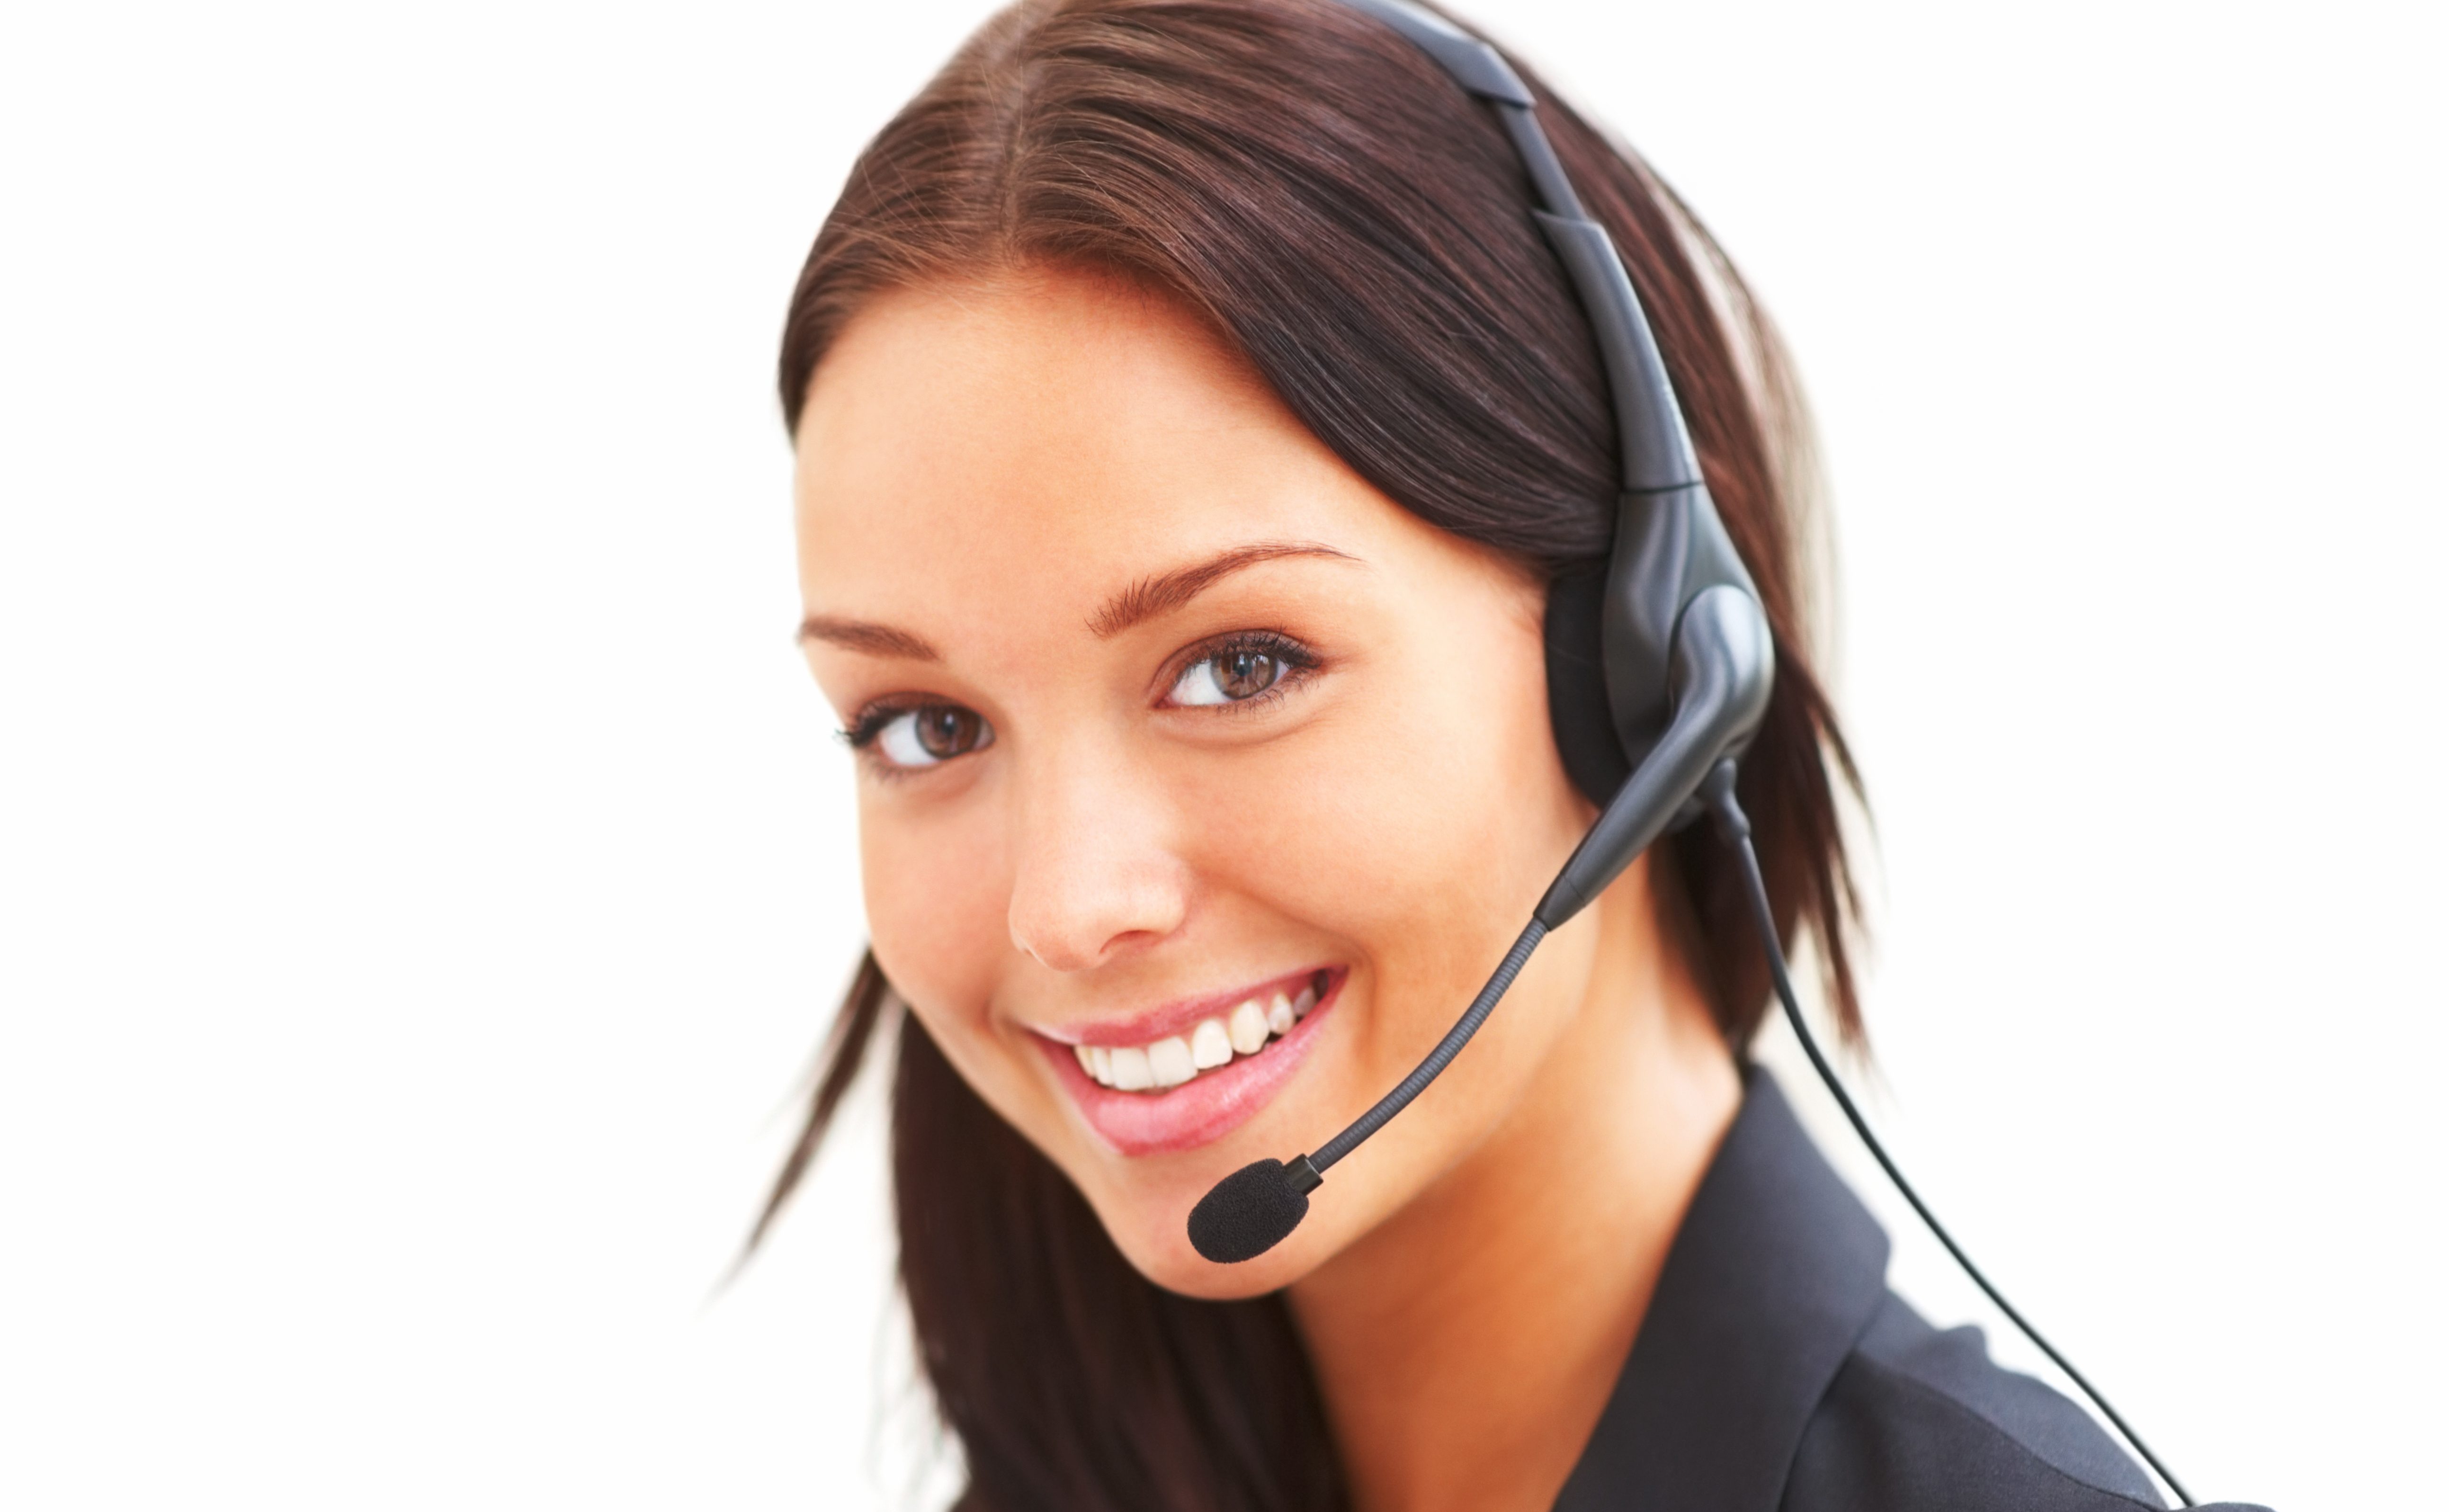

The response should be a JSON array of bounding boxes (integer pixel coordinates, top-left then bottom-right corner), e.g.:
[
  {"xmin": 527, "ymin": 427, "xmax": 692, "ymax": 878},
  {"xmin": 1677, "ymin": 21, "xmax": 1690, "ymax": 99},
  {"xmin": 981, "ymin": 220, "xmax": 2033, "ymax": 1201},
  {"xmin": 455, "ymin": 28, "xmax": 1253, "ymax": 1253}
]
[{"xmin": 792, "ymin": 268, "xmax": 1376, "ymax": 618}]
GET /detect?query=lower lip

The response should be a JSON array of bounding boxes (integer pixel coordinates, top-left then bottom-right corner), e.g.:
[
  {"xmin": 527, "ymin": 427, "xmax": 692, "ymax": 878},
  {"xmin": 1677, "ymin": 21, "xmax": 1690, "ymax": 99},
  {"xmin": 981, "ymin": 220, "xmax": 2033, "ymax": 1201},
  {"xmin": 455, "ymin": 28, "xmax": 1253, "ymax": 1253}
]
[{"xmin": 1040, "ymin": 973, "xmax": 1345, "ymax": 1157}]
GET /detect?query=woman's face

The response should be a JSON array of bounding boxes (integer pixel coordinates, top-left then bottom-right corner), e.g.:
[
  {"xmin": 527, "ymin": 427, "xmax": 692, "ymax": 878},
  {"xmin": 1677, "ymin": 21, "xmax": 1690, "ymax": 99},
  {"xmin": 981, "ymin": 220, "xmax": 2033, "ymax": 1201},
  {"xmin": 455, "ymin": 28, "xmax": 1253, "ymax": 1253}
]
[{"xmin": 794, "ymin": 266, "xmax": 1613, "ymax": 1297}]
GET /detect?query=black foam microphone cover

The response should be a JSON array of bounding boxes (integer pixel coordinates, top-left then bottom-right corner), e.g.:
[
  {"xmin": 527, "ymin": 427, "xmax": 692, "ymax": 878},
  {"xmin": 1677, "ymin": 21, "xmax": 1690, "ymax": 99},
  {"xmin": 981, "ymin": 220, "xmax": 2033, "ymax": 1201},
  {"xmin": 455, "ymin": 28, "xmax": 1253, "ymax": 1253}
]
[{"xmin": 1187, "ymin": 1158, "xmax": 1312, "ymax": 1263}]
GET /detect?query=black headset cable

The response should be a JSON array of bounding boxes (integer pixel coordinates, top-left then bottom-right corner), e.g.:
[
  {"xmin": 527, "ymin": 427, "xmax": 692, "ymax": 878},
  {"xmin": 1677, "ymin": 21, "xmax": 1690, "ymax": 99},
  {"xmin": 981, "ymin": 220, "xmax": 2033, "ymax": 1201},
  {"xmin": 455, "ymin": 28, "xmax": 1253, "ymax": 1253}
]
[{"xmin": 1698, "ymin": 760, "xmax": 2195, "ymax": 1509}]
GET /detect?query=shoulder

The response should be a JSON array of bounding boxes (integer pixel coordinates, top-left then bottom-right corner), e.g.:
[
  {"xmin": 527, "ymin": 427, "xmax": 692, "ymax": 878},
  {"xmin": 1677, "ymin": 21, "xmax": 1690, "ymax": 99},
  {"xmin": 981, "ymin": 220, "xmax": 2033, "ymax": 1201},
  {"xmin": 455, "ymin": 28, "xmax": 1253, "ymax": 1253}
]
[{"xmin": 1783, "ymin": 1294, "xmax": 2256, "ymax": 1512}]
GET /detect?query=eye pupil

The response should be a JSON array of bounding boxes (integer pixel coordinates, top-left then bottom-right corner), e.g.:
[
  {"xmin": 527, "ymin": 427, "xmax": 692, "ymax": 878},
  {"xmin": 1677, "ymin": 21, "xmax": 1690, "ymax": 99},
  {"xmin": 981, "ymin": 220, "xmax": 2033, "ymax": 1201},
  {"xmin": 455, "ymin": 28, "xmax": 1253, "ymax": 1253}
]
[{"xmin": 916, "ymin": 706, "xmax": 980, "ymax": 758}]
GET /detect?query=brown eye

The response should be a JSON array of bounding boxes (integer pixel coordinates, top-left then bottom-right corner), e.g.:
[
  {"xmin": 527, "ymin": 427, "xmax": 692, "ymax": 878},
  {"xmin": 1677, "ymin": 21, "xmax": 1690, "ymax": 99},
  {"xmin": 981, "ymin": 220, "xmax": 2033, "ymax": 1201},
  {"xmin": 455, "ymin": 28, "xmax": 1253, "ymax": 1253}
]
[
  {"xmin": 915, "ymin": 706, "xmax": 985, "ymax": 759},
  {"xmin": 874, "ymin": 704, "xmax": 992, "ymax": 768},
  {"xmin": 1173, "ymin": 646, "xmax": 1286, "ymax": 706}
]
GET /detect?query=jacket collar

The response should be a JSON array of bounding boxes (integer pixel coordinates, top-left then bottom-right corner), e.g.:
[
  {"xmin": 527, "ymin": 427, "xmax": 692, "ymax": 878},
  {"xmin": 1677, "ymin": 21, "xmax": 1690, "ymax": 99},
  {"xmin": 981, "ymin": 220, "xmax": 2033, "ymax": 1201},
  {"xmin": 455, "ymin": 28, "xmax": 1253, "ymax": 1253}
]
[{"xmin": 1553, "ymin": 1066, "xmax": 1891, "ymax": 1512}]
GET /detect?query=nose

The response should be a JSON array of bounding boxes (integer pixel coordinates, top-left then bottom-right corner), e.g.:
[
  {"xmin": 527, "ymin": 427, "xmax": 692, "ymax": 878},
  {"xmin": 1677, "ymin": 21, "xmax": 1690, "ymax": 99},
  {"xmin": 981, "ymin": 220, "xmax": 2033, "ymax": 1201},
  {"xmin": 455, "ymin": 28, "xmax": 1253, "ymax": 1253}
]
[{"xmin": 1005, "ymin": 741, "xmax": 1190, "ymax": 974}]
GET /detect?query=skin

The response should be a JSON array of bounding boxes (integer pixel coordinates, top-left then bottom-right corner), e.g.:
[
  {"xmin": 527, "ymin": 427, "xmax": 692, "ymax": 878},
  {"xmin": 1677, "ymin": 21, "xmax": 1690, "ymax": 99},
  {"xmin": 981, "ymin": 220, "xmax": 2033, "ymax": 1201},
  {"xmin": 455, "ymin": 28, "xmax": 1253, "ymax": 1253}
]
[{"xmin": 794, "ymin": 265, "xmax": 1741, "ymax": 1512}]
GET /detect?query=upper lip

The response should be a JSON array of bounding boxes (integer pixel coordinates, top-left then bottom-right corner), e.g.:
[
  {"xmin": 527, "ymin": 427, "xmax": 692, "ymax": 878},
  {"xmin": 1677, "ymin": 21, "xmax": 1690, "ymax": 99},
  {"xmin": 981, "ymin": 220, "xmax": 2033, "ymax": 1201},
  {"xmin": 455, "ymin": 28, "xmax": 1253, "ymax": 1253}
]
[{"xmin": 1028, "ymin": 965, "xmax": 1328, "ymax": 1048}]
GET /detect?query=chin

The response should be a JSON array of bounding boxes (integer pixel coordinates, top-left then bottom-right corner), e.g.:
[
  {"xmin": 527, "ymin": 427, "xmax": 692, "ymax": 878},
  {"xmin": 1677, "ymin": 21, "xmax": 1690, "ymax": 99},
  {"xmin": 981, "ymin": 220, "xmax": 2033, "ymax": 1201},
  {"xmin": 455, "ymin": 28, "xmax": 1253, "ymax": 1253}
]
[{"xmin": 1099, "ymin": 1193, "xmax": 1329, "ymax": 1300}]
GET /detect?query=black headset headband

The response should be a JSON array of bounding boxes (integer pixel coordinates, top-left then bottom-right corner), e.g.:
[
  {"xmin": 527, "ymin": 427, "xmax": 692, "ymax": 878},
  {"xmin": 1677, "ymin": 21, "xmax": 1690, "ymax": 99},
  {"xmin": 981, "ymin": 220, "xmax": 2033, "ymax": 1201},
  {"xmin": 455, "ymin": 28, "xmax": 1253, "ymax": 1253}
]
[{"xmin": 1341, "ymin": 0, "xmax": 1699, "ymax": 493}]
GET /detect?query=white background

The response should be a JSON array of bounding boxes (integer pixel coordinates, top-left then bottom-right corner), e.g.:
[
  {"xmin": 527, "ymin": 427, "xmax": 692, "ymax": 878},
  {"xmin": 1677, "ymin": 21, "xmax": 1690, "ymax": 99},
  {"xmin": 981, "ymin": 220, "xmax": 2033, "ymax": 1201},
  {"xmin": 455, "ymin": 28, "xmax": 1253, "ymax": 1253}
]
[{"xmin": 2, "ymin": 1, "xmax": 2441, "ymax": 1507}]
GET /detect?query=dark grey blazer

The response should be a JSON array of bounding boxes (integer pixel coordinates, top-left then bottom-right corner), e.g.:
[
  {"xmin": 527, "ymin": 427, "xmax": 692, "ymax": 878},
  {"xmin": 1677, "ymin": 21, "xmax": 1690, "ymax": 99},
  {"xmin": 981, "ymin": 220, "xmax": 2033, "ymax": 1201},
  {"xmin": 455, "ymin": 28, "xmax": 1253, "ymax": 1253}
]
[{"xmin": 1552, "ymin": 1070, "xmax": 2269, "ymax": 1512}]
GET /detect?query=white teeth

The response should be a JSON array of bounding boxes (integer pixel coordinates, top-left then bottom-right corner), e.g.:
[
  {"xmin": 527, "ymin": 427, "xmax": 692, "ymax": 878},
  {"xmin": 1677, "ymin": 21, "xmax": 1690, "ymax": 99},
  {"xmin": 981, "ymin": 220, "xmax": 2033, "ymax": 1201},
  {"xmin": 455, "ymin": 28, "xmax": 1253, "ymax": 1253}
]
[
  {"xmin": 1266, "ymin": 992, "xmax": 1296, "ymax": 1036},
  {"xmin": 1080, "ymin": 977, "xmax": 1327, "ymax": 1094},
  {"xmin": 1147, "ymin": 1036, "xmax": 1196, "ymax": 1087},
  {"xmin": 1228, "ymin": 999, "xmax": 1269, "ymax": 1055},
  {"xmin": 1189, "ymin": 1018, "xmax": 1233, "ymax": 1070},
  {"xmin": 1108, "ymin": 1045, "xmax": 1153, "ymax": 1091}
]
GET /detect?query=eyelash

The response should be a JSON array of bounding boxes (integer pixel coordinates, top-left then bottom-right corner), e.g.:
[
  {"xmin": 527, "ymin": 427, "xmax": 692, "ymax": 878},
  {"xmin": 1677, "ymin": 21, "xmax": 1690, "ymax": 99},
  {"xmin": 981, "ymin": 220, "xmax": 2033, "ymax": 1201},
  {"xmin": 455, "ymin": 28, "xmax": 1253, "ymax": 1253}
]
[
  {"xmin": 838, "ymin": 630, "xmax": 1325, "ymax": 771},
  {"xmin": 841, "ymin": 701, "xmax": 915, "ymax": 751}
]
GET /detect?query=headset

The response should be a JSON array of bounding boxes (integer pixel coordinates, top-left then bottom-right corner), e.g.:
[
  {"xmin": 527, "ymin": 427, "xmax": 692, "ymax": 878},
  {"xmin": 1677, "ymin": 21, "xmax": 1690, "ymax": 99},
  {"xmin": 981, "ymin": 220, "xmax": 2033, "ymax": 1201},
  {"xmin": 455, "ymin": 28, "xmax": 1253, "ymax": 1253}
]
[{"xmin": 1181, "ymin": 0, "xmax": 2196, "ymax": 1503}]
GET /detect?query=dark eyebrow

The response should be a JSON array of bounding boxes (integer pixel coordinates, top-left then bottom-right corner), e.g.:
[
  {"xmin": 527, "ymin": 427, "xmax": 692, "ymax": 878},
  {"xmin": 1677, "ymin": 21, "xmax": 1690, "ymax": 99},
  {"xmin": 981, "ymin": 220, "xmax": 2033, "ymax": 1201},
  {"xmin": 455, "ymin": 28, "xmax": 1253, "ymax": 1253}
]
[
  {"xmin": 1090, "ymin": 542, "xmax": 1360, "ymax": 639},
  {"xmin": 796, "ymin": 614, "xmax": 940, "ymax": 661}
]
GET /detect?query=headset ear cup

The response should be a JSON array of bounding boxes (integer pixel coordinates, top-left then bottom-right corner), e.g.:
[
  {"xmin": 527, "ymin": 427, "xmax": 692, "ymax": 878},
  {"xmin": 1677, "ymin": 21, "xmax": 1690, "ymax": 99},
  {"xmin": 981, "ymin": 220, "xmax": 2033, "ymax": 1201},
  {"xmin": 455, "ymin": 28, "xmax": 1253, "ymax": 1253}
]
[{"xmin": 1544, "ymin": 568, "xmax": 1632, "ymax": 806}]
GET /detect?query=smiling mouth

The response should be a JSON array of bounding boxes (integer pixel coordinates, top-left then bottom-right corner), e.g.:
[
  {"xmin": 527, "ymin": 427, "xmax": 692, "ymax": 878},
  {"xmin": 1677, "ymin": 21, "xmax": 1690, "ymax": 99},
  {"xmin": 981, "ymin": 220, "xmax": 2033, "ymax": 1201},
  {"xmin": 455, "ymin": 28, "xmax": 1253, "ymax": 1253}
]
[{"xmin": 1070, "ymin": 969, "xmax": 1330, "ymax": 1094}]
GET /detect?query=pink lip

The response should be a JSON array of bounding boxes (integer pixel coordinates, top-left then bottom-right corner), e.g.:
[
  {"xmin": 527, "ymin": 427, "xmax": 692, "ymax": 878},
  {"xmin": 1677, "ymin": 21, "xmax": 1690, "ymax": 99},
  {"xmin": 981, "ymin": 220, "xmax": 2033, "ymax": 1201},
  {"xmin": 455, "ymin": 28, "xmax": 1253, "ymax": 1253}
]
[{"xmin": 1036, "ymin": 969, "xmax": 1345, "ymax": 1157}]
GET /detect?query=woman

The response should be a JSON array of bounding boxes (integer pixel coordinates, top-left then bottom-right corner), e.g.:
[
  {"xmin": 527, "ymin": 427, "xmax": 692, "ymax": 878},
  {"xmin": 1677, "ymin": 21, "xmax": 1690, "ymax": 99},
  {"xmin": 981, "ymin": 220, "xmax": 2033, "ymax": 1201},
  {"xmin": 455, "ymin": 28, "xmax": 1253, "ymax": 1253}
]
[{"xmin": 760, "ymin": 1, "xmax": 2224, "ymax": 1508}]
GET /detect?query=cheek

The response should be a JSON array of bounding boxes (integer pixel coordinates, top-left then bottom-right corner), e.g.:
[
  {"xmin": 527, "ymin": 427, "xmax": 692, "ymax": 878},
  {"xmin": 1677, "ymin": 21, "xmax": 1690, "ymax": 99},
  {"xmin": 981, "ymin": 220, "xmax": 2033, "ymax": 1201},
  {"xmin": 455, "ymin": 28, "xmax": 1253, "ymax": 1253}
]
[
  {"xmin": 1227, "ymin": 615, "xmax": 1578, "ymax": 946},
  {"xmin": 858, "ymin": 789, "xmax": 1011, "ymax": 1030}
]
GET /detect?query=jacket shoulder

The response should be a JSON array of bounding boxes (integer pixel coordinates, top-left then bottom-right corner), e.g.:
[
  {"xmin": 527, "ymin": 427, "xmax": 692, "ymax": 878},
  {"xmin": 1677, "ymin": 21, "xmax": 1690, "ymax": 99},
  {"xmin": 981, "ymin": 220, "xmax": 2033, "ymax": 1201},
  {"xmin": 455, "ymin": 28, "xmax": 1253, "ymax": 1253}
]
[{"xmin": 1781, "ymin": 1294, "xmax": 2171, "ymax": 1512}]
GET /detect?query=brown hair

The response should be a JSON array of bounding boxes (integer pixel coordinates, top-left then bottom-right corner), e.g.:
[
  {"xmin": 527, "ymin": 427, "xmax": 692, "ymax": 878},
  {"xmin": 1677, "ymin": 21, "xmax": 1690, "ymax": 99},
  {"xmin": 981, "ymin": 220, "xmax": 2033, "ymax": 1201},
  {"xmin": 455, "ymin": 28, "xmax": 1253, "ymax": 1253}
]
[{"xmin": 761, "ymin": 1, "xmax": 1862, "ymax": 1505}]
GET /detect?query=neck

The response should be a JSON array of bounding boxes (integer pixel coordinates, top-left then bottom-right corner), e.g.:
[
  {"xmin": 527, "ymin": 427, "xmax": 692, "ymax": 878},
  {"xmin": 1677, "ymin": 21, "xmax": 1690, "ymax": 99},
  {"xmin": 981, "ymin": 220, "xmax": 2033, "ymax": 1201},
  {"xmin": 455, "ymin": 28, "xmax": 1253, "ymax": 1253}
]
[{"xmin": 1285, "ymin": 862, "xmax": 1741, "ymax": 1512}]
